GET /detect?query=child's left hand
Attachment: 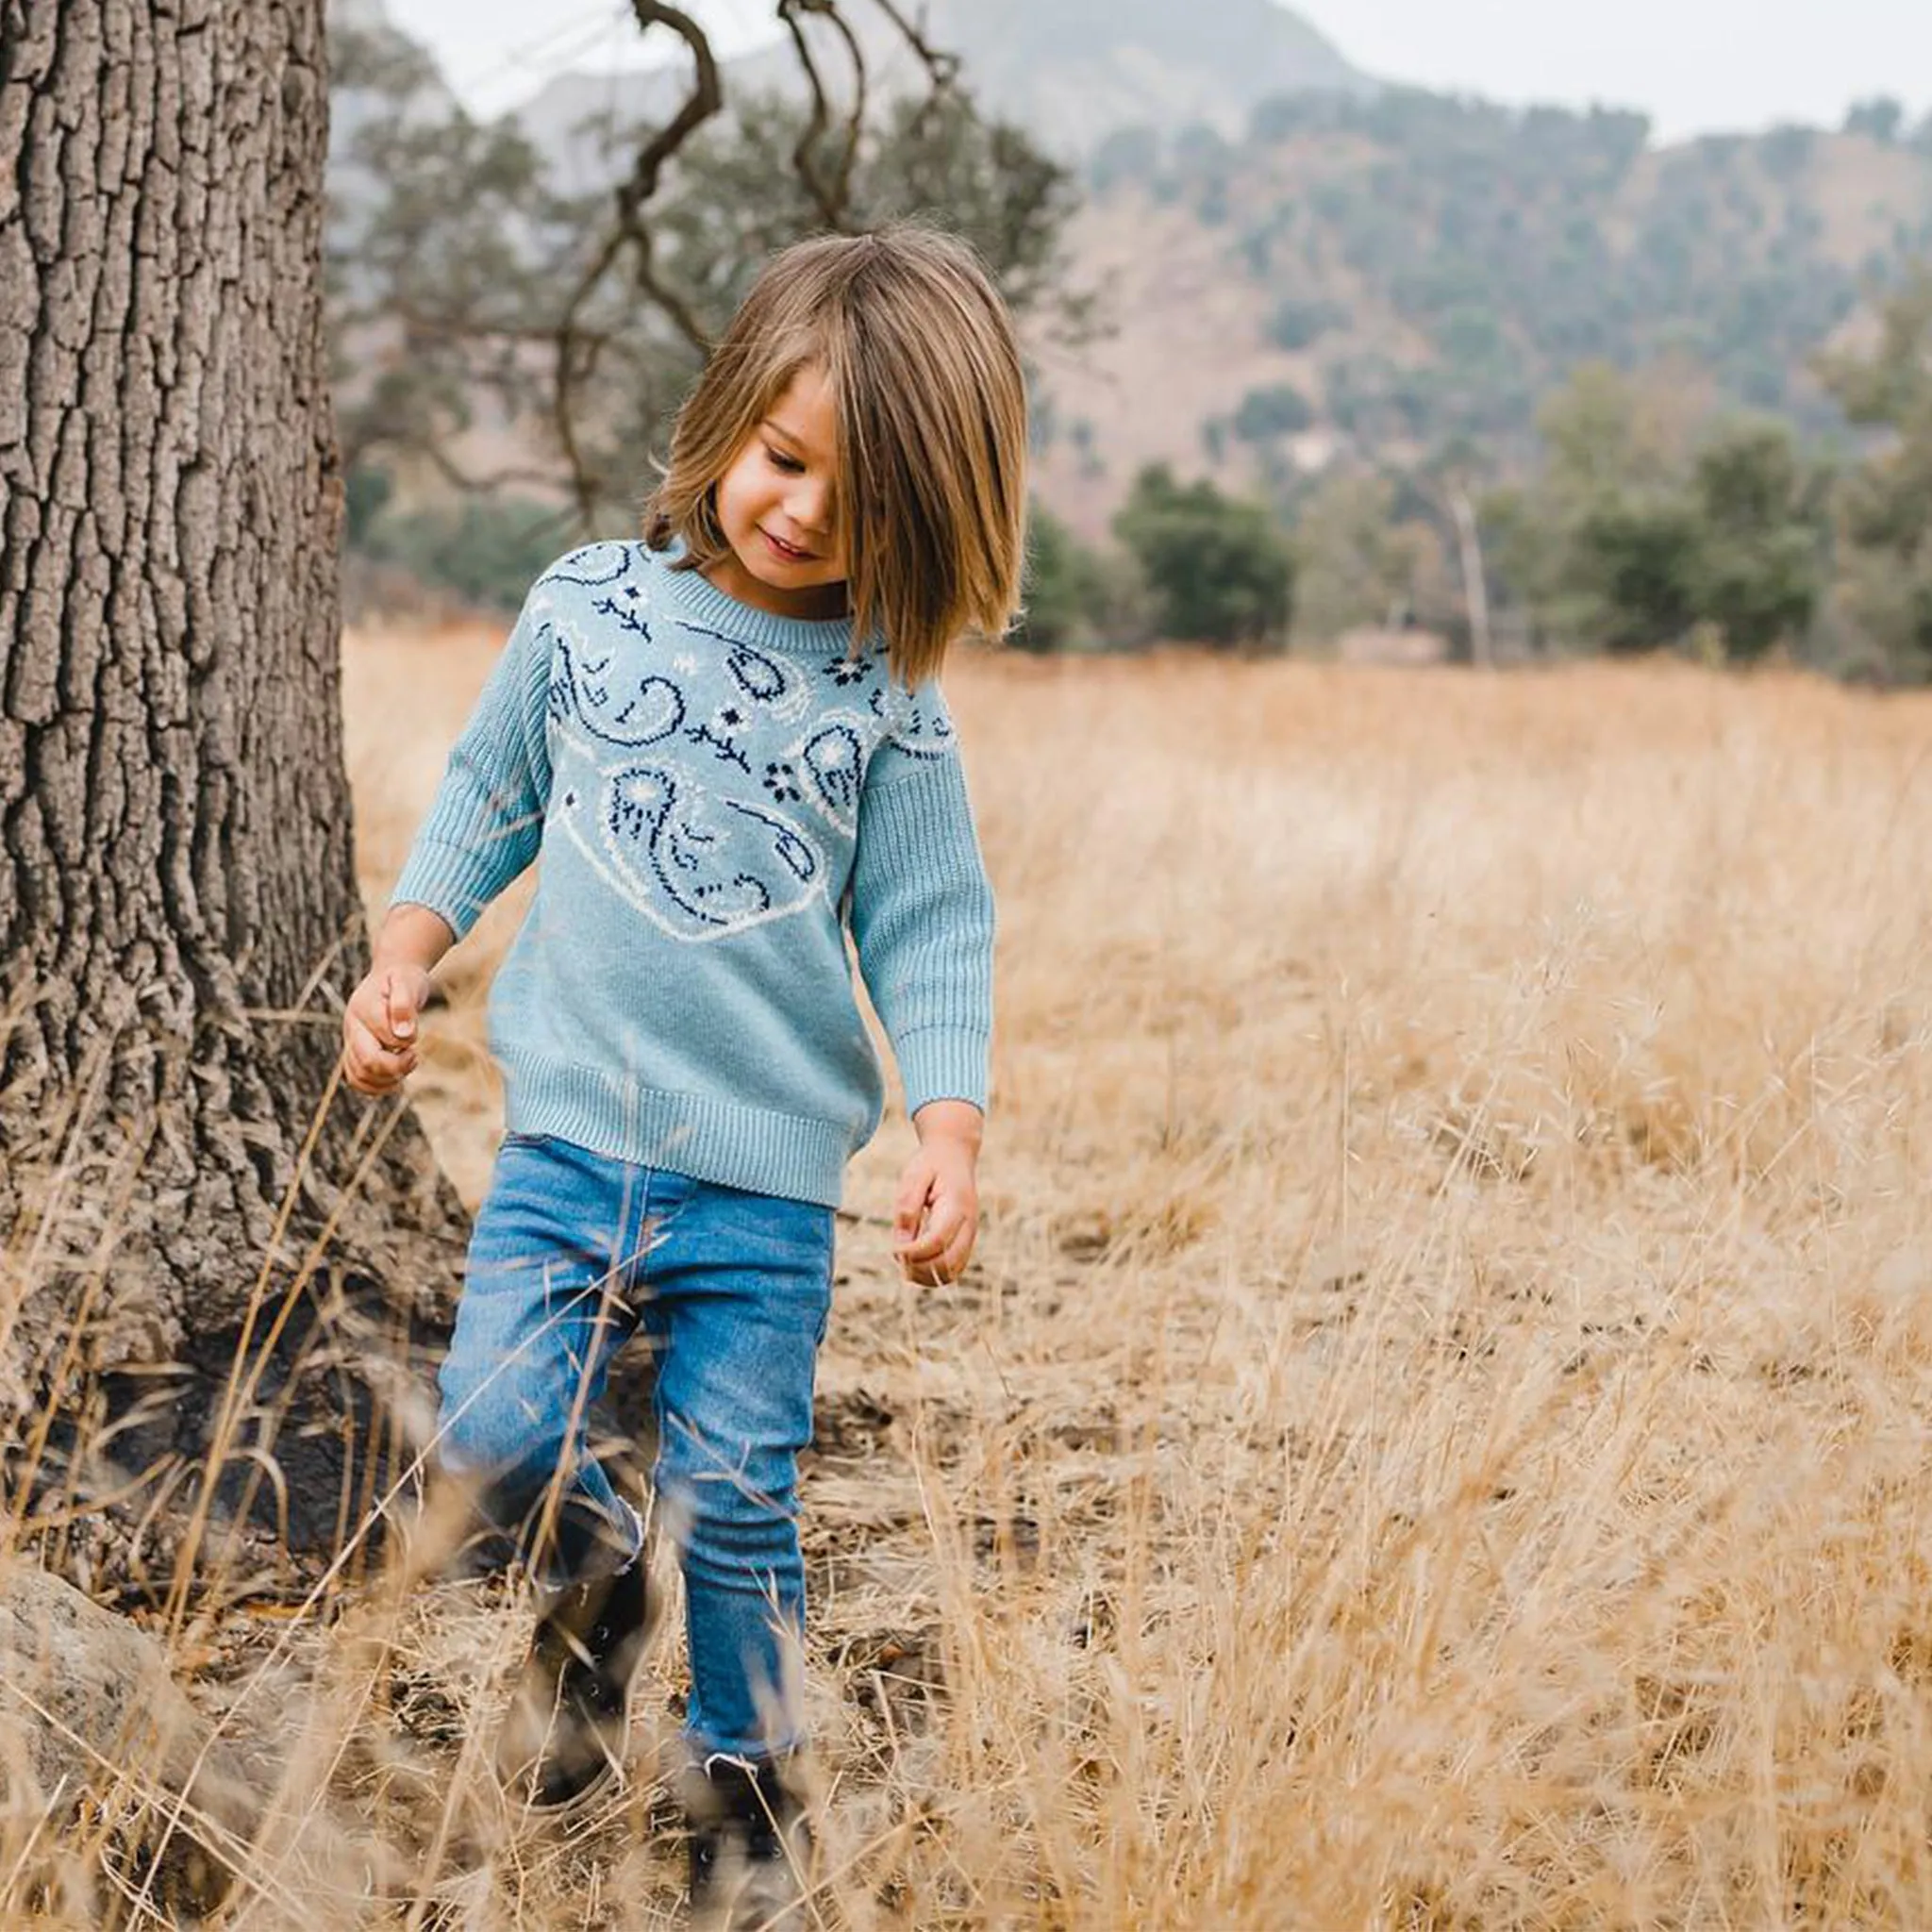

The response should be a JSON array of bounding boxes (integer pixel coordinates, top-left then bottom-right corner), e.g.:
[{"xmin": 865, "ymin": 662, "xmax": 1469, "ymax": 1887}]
[{"xmin": 893, "ymin": 1104, "xmax": 982, "ymax": 1287}]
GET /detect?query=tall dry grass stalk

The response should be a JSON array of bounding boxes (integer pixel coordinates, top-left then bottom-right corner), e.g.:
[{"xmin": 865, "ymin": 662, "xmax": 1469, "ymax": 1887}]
[{"xmin": 7, "ymin": 631, "xmax": 1932, "ymax": 1925}]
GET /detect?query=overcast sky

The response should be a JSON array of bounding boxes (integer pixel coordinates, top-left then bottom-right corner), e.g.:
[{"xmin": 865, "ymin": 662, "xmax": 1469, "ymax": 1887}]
[{"xmin": 387, "ymin": 0, "xmax": 1932, "ymax": 145}]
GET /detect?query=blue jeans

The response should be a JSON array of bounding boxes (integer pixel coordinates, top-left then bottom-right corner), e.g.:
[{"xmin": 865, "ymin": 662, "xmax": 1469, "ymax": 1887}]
[{"xmin": 435, "ymin": 1132, "xmax": 835, "ymax": 1761}]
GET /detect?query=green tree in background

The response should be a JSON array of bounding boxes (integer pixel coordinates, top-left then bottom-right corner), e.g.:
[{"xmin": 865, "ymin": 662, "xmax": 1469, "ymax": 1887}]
[
  {"xmin": 1844, "ymin": 98, "xmax": 1906, "ymax": 143},
  {"xmin": 358, "ymin": 498, "xmax": 570, "ymax": 614},
  {"xmin": 327, "ymin": 15, "xmax": 1079, "ymax": 597},
  {"xmin": 1817, "ymin": 269, "xmax": 1932, "ymax": 681},
  {"xmin": 1687, "ymin": 420, "xmax": 1823, "ymax": 660},
  {"xmin": 1538, "ymin": 360, "xmax": 1708, "ymax": 503},
  {"xmin": 1291, "ymin": 472, "xmax": 1427, "ymax": 643},
  {"xmin": 1490, "ymin": 361, "xmax": 1824, "ymax": 659},
  {"xmin": 1089, "ymin": 125, "xmax": 1162, "ymax": 193},
  {"xmin": 1494, "ymin": 362, "xmax": 1708, "ymax": 649},
  {"xmin": 1012, "ymin": 506, "xmax": 1114, "ymax": 651},
  {"xmin": 1266, "ymin": 297, "xmax": 1345, "ymax": 353},
  {"xmin": 1567, "ymin": 495, "xmax": 1704, "ymax": 654},
  {"xmin": 1233, "ymin": 382, "xmax": 1316, "ymax": 443},
  {"xmin": 1114, "ymin": 465, "xmax": 1293, "ymax": 646}
]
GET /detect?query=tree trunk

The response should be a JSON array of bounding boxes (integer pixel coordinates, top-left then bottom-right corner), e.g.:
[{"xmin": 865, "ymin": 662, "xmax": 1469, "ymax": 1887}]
[
  {"xmin": 0, "ymin": 1, "xmax": 462, "ymax": 1601},
  {"xmin": 1447, "ymin": 480, "xmax": 1492, "ymax": 670}
]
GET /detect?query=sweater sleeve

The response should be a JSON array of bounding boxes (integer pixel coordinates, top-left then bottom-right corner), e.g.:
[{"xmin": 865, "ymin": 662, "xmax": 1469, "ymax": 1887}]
[
  {"xmin": 390, "ymin": 588, "xmax": 555, "ymax": 940},
  {"xmin": 848, "ymin": 697, "xmax": 996, "ymax": 1117}
]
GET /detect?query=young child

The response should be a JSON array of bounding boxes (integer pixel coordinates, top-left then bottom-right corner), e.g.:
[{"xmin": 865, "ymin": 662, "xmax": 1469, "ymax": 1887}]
[{"xmin": 341, "ymin": 226, "xmax": 1025, "ymax": 1917}]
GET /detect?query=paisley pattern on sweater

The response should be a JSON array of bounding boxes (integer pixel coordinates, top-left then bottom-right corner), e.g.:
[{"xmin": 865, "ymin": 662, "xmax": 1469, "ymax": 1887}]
[
  {"xmin": 533, "ymin": 542, "xmax": 954, "ymax": 942},
  {"xmin": 553, "ymin": 759, "xmax": 824, "ymax": 941}
]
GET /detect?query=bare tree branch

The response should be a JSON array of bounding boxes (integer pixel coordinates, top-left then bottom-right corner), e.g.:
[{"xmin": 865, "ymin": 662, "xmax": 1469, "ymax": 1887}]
[
  {"xmin": 416, "ymin": 444, "xmax": 571, "ymax": 499},
  {"xmin": 543, "ymin": 0, "xmax": 972, "ymax": 519},
  {"xmin": 333, "ymin": 0, "xmax": 1071, "ymax": 536},
  {"xmin": 776, "ymin": 0, "xmax": 867, "ymax": 227},
  {"xmin": 552, "ymin": 1, "xmax": 725, "ymax": 519},
  {"xmin": 861, "ymin": 0, "xmax": 960, "ymax": 87},
  {"xmin": 859, "ymin": 0, "xmax": 961, "ymax": 131}
]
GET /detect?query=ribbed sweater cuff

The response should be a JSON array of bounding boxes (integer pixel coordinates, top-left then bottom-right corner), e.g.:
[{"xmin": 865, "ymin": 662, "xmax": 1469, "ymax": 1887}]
[
  {"xmin": 898, "ymin": 1026, "xmax": 991, "ymax": 1117},
  {"xmin": 391, "ymin": 839, "xmax": 495, "ymax": 941}
]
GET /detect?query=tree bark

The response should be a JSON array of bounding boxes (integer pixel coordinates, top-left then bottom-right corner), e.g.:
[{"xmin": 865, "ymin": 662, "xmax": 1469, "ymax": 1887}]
[{"xmin": 0, "ymin": 1, "xmax": 462, "ymax": 1600}]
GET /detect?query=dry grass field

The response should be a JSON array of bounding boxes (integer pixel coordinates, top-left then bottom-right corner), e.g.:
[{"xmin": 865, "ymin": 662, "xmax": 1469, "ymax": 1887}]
[{"xmin": 15, "ymin": 628, "xmax": 1932, "ymax": 1927}]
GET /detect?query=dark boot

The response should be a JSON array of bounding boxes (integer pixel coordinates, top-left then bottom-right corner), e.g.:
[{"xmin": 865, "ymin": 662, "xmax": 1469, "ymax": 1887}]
[
  {"xmin": 685, "ymin": 1755, "xmax": 812, "ymax": 1928},
  {"xmin": 496, "ymin": 1557, "xmax": 652, "ymax": 1810}
]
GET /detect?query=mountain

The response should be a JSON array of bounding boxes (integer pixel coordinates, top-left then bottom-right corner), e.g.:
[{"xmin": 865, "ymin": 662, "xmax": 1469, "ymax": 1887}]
[
  {"xmin": 507, "ymin": 0, "xmax": 1374, "ymax": 171},
  {"xmin": 325, "ymin": 3, "xmax": 1932, "ymax": 539},
  {"xmin": 1033, "ymin": 93, "xmax": 1932, "ymax": 532},
  {"xmin": 851, "ymin": 0, "xmax": 1371, "ymax": 152}
]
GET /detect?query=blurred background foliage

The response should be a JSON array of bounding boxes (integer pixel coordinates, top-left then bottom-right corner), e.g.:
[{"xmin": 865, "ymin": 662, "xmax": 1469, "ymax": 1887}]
[{"xmin": 326, "ymin": 2, "xmax": 1932, "ymax": 680}]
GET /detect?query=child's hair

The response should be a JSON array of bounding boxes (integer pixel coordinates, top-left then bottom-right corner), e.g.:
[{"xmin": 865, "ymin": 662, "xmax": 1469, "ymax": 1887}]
[{"xmin": 644, "ymin": 225, "xmax": 1029, "ymax": 688}]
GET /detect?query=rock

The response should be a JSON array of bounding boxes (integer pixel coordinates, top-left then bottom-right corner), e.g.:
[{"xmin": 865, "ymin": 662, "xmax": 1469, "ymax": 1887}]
[{"xmin": 0, "ymin": 1558, "xmax": 258, "ymax": 1912}]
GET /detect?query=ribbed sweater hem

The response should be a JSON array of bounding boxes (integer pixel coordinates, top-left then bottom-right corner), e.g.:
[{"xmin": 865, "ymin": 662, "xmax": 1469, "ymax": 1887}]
[{"xmin": 498, "ymin": 1050, "xmax": 863, "ymax": 1208}]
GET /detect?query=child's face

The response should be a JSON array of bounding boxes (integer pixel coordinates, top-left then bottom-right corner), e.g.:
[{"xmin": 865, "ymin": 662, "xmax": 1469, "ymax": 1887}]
[{"xmin": 706, "ymin": 363, "xmax": 849, "ymax": 621}]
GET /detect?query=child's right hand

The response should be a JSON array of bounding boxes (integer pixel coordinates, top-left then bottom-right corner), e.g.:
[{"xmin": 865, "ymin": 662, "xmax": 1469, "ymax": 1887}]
[{"xmin": 341, "ymin": 961, "xmax": 434, "ymax": 1096}]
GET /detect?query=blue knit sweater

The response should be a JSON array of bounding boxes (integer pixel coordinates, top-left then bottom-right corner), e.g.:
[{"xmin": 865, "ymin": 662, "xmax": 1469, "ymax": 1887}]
[{"xmin": 391, "ymin": 541, "xmax": 996, "ymax": 1208}]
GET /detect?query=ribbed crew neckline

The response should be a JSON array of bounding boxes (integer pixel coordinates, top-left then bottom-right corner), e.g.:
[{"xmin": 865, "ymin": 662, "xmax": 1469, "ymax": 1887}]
[{"xmin": 651, "ymin": 544, "xmax": 862, "ymax": 661}]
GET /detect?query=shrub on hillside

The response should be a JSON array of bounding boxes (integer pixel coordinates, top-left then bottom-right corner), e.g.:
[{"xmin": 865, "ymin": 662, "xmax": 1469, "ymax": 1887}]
[
  {"xmin": 1266, "ymin": 297, "xmax": 1345, "ymax": 352},
  {"xmin": 1089, "ymin": 125, "xmax": 1161, "ymax": 192},
  {"xmin": 1844, "ymin": 97, "xmax": 1905, "ymax": 144},
  {"xmin": 1233, "ymin": 382, "xmax": 1317, "ymax": 442}
]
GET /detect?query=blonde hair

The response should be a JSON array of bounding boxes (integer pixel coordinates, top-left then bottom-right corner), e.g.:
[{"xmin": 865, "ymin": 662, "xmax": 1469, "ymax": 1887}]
[{"xmin": 644, "ymin": 226, "xmax": 1029, "ymax": 688}]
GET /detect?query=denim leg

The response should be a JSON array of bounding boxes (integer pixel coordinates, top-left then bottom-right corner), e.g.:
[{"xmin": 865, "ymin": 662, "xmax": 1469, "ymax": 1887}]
[
  {"xmin": 436, "ymin": 1134, "xmax": 652, "ymax": 1584},
  {"xmin": 642, "ymin": 1175, "xmax": 835, "ymax": 1761}
]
